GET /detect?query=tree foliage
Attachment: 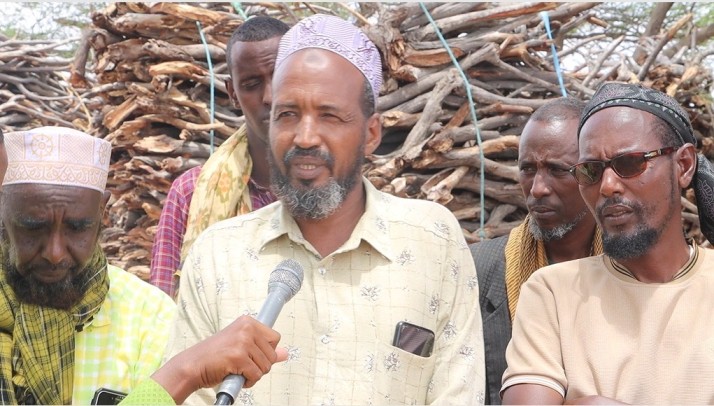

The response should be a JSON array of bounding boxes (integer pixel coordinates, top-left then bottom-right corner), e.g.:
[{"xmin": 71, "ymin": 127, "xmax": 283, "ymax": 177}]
[{"xmin": 0, "ymin": 2, "xmax": 107, "ymax": 41}]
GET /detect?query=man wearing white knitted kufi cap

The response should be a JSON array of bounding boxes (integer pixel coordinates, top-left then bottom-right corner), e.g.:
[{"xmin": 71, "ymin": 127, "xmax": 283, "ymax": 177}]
[
  {"xmin": 164, "ymin": 14, "xmax": 485, "ymax": 405},
  {"xmin": 0, "ymin": 126, "xmax": 175, "ymax": 405}
]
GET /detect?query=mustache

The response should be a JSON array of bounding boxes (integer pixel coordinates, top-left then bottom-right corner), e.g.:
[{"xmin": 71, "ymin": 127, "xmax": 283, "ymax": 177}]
[
  {"xmin": 24, "ymin": 260, "xmax": 76, "ymax": 274},
  {"xmin": 596, "ymin": 196, "xmax": 635, "ymax": 217},
  {"xmin": 527, "ymin": 198, "xmax": 552, "ymax": 208},
  {"xmin": 283, "ymin": 147, "xmax": 334, "ymax": 168}
]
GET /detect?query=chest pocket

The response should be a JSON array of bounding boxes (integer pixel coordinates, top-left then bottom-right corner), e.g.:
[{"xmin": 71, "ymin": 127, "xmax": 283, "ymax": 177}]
[{"xmin": 370, "ymin": 341, "xmax": 435, "ymax": 404}]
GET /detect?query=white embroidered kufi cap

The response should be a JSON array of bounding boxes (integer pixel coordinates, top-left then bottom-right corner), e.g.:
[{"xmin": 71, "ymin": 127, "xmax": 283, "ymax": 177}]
[{"xmin": 3, "ymin": 126, "xmax": 111, "ymax": 193}]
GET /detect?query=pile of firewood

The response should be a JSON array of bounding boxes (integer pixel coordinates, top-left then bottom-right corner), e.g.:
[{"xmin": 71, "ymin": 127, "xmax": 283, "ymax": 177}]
[
  {"xmin": 0, "ymin": 35, "xmax": 87, "ymax": 131},
  {"xmin": 361, "ymin": 2, "xmax": 714, "ymax": 246},
  {"xmin": 8, "ymin": 2, "xmax": 714, "ymax": 277}
]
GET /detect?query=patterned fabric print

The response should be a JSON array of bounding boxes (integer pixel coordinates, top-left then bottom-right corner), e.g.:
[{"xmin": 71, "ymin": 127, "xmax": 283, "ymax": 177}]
[
  {"xmin": 150, "ymin": 167, "xmax": 275, "ymax": 297},
  {"xmin": 579, "ymin": 82, "xmax": 694, "ymax": 144},
  {"xmin": 504, "ymin": 215, "xmax": 603, "ymax": 321},
  {"xmin": 73, "ymin": 265, "xmax": 175, "ymax": 405},
  {"xmin": 579, "ymin": 82, "xmax": 714, "ymax": 244},
  {"xmin": 113, "ymin": 379, "xmax": 174, "ymax": 405},
  {"xmin": 694, "ymin": 155, "xmax": 714, "ymax": 243},
  {"xmin": 166, "ymin": 179, "xmax": 485, "ymax": 405},
  {"xmin": 275, "ymin": 14, "xmax": 382, "ymax": 104},
  {"xmin": 3, "ymin": 128, "xmax": 112, "ymax": 193},
  {"xmin": 151, "ymin": 153, "xmax": 276, "ymax": 298},
  {"xmin": 150, "ymin": 166, "xmax": 202, "ymax": 297},
  {"xmin": 181, "ymin": 125, "xmax": 253, "ymax": 262},
  {"xmin": 0, "ymin": 245, "xmax": 108, "ymax": 405}
]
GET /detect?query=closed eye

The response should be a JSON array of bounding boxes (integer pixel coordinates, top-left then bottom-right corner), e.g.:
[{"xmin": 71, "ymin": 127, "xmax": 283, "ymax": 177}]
[
  {"xmin": 550, "ymin": 166, "xmax": 572, "ymax": 177},
  {"xmin": 66, "ymin": 219, "xmax": 95, "ymax": 232},
  {"xmin": 240, "ymin": 79, "xmax": 261, "ymax": 90}
]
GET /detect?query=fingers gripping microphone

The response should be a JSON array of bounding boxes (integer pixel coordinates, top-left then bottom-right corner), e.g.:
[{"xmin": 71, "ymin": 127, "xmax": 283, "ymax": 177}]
[{"xmin": 214, "ymin": 259, "xmax": 304, "ymax": 405}]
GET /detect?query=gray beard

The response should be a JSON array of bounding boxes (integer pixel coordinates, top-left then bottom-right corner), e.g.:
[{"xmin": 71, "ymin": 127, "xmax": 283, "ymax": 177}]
[
  {"xmin": 271, "ymin": 175, "xmax": 351, "ymax": 220},
  {"xmin": 529, "ymin": 209, "xmax": 588, "ymax": 242},
  {"xmin": 268, "ymin": 147, "xmax": 363, "ymax": 220}
]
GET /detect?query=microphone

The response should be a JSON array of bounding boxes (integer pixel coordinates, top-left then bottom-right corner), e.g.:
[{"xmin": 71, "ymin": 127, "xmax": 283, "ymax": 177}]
[{"xmin": 214, "ymin": 259, "xmax": 304, "ymax": 405}]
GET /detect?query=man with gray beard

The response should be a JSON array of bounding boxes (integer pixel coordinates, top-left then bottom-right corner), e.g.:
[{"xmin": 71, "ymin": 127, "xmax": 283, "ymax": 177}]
[
  {"xmin": 0, "ymin": 126, "xmax": 175, "ymax": 405},
  {"xmin": 469, "ymin": 97, "xmax": 601, "ymax": 405},
  {"xmin": 502, "ymin": 83, "xmax": 714, "ymax": 404},
  {"xmin": 162, "ymin": 14, "xmax": 484, "ymax": 405}
]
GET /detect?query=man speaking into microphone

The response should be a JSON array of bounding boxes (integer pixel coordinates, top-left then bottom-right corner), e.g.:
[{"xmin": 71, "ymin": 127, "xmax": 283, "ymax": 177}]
[{"xmin": 164, "ymin": 14, "xmax": 485, "ymax": 405}]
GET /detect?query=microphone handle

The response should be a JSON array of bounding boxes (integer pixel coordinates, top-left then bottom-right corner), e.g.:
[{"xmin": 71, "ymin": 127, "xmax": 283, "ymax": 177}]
[
  {"xmin": 214, "ymin": 290, "xmax": 289, "ymax": 405},
  {"xmin": 215, "ymin": 376, "xmax": 245, "ymax": 405}
]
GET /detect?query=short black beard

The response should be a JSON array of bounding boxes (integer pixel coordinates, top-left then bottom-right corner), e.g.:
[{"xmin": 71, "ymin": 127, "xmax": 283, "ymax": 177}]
[
  {"xmin": 529, "ymin": 209, "xmax": 588, "ymax": 242},
  {"xmin": 269, "ymin": 145, "xmax": 363, "ymax": 220},
  {"xmin": 3, "ymin": 250, "xmax": 92, "ymax": 310},
  {"xmin": 598, "ymin": 189, "xmax": 675, "ymax": 261},
  {"xmin": 602, "ymin": 227, "xmax": 660, "ymax": 260}
]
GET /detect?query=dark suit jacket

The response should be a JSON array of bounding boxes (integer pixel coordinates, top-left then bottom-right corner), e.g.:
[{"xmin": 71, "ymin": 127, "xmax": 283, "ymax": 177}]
[{"xmin": 470, "ymin": 236, "xmax": 510, "ymax": 406}]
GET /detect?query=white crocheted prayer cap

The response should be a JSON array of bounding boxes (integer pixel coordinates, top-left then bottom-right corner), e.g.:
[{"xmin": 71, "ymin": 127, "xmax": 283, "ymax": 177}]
[
  {"xmin": 275, "ymin": 14, "xmax": 383, "ymax": 104},
  {"xmin": 3, "ymin": 126, "xmax": 111, "ymax": 193}
]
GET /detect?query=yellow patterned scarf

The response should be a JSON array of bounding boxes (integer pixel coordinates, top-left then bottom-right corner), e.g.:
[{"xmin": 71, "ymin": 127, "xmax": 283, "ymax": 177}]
[
  {"xmin": 504, "ymin": 215, "xmax": 603, "ymax": 321},
  {"xmin": 181, "ymin": 125, "xmax": 253, "ymax": 262},
  {"xmin": 0, "ymin": 244, "xmax": 109, "ymax": 404}
]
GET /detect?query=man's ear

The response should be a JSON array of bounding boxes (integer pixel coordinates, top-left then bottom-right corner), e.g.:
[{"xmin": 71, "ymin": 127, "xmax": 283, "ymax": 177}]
[
  {"xmin": 225, "ymin": 78, "xmax": 240, "ymax": 110},
  {"xmin": 677, "ymin": 143, "xmax": 697, "ymax": 189},
  {"xmin": 364, "ymin": 113, "xmax": 382, "ymax": 156}
]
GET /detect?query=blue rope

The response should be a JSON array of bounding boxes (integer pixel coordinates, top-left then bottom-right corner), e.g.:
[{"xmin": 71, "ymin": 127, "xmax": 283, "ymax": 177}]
[
  {"xmin": 196, "ymin": 21, "xmax": 216, "ymax": 155},
  {"xmin": 419, "ymin": 2, "xmax": 486, "ymax": 239},
  {"xmin": 231, "ymin": 2, "xmax": 248, "ymax": 20},
  {"xmin": 540, "ymin": 11, "xmax": 567, "ymax": 97}
]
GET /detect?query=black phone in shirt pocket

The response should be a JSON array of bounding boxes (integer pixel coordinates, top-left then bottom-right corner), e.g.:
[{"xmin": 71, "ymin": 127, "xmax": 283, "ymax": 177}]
[{"xmin": 392, "ymin": 321, "xmax": 435, "ymax": 357}]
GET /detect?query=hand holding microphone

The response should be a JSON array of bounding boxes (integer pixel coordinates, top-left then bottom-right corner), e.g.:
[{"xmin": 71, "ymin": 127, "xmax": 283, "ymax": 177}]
[
  {"xmin": 215, "ymin": 259, "xmax": 304, "ymax": 405},
  {"xmin": 148, "ymin": 259, "xmax": 303, "ymax": 406}
]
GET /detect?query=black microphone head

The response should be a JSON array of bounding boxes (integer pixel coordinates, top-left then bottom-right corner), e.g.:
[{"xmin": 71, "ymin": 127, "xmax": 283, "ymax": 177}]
[{"xmin": 268, "ymin": 259, "xmax": 304, "ymax": 300}]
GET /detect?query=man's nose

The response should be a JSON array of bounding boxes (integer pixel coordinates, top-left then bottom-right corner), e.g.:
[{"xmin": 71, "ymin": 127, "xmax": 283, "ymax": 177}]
[
  {"xmin": 263, "ymin": 79, "xmax": 272, "ymax": 106},
  {"xmin": 530, "ymin": 170, "xmax": 552, "ymax": 198},
  {"xmin": 42, "ymin": 230, "xmax": 68, "ymax": 266},
  {"xmin": 293, "ymin": 117, "xmax": 321, "ymax": 149},
  {"xmin": 599, "ymin": 167, "xmax": 625, "ymax": 197}
]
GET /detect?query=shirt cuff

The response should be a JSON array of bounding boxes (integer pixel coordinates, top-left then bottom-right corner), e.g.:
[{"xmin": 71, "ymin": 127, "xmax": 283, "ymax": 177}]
[
  {"xmin": 501, "ymin": 375, "xmax": 565, "ymax": 399},
  {"xmin": 119, "ymin": 378, "xmax": 175, "ymax": 405}
]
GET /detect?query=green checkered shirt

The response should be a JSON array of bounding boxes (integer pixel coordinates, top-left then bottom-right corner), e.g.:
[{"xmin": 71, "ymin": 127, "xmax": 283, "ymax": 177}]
[{"xmin": 72, "ymin": 265, "xmax": 175, "ymax": 404}]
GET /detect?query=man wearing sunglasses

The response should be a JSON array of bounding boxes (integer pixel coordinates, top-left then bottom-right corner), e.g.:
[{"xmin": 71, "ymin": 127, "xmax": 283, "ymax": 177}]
[
  {"xmin": 501, "ymin": 83, "xmax": 714, "ymax": 404},
  {"xmin": 470, "ymin": 97, "xmax": 602, "ymax": 405}
]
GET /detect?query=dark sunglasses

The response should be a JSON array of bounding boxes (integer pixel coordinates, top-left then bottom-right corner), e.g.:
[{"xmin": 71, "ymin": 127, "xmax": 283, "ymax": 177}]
[{"xmin": 569, "ymin": 146, "xmax": 677, "ymax": 186}]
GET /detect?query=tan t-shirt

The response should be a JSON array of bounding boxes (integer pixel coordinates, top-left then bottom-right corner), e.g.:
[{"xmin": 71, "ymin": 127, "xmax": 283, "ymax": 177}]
[{"xmin": 503, "ymin": 246, "xmax": 714, "ymax": 404}]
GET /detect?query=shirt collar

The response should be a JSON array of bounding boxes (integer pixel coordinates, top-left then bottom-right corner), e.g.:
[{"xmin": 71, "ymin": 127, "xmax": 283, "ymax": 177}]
[{"xmin": 258, "ymin": 178, "xmax": 395, "ymax": 261}]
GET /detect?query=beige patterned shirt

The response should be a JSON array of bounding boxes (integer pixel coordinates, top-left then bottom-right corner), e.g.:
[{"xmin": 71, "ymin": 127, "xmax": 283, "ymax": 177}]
[{"xmin": 166, "ymin": 179, "xmax": 485, "ymax": 405}]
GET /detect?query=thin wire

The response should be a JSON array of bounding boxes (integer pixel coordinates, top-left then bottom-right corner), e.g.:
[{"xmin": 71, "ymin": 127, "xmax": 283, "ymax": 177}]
[
  {"xmin": 231, "ymin": 2, "xmax": 248, "ymax": 20},
  {"xmin": 418, "ymin": 2, "xmax": 485, "ymax": 238},
  {"xmin": 540, "ymin": 11, "xmax": 567, "ymax": 97},
  {"xmin": 196, "ymin": 21, "xmax": 216, "ymax": 155}
]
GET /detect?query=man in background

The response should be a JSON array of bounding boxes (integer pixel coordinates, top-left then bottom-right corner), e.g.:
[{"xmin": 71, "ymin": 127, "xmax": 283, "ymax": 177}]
[
  {"xmin": 469, "ymin": 98, "xmax": 601, "ymax": 404},
  {"xmin": 150, "ymin": 16, "xmax": 289, "ymax": 298},
  {"xmin": 0, "ymin": 126, "xmax": 174, "ymax": 404},
  {"xmin": 502, "ymin": 83, "xmax": 714, "ymax": 404}
]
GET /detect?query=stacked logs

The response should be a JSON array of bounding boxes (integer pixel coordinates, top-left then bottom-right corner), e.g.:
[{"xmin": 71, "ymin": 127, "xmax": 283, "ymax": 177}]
[
  {"xmin": 0, "ymin": 35, "xmax": 87, "ymax": 131},
  {"xmin": 71, "ymin": 2, "xmax": 246, "ymax": 277},
  {"xmin": 361, "ymin": 2, "xmax": 714, "ymax": 246},
  {"xmin": 62, "ymin": 2, "xmax": 714, "ymax": 275}
]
